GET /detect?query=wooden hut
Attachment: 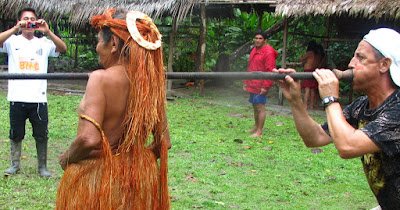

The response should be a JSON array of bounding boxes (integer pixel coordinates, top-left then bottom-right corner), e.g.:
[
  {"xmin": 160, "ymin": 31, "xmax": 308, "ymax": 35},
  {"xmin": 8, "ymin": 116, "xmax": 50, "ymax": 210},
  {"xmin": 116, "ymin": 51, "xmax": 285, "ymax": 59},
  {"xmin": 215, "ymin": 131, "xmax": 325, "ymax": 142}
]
[
  {"xmin": 275, "ymin": 0, "xmax": 400, "ymax": 21},
  {"xmin": 274, "ymin": 0, "xmax": 400, "ymax": 40}
]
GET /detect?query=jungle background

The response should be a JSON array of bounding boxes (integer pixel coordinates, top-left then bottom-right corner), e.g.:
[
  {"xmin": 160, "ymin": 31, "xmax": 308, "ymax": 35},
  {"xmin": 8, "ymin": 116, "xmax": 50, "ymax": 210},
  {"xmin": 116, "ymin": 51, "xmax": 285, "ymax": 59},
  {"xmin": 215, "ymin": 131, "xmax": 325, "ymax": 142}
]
[
  {"xmin": 0, "ymin": 9, "xmax": 358, "ymax": 100},
  {"xmin": 0, "ymin": 7, "xmax": 383, "ymax": 210}
]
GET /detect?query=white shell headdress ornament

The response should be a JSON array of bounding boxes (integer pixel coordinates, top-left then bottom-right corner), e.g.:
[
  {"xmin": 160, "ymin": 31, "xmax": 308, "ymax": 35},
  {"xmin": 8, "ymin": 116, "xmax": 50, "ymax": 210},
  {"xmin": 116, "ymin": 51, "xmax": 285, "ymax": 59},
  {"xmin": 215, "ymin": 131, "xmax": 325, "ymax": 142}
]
[{"xmin": 126, "ymin": 11, "xmax": 162, "ymax": 50}]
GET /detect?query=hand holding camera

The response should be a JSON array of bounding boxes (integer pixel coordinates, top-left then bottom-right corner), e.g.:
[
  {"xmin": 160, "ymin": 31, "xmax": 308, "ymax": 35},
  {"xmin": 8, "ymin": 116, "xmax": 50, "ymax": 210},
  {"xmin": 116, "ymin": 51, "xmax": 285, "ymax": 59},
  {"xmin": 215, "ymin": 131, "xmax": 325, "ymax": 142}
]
[
  {"xmin": 14, "ymin": 18, "xmax": 50, "ymax": 35},
  {"xmin": 27, "ymin": 21, "xmax": 38, "ymax": 29},
  {"xmin": 15, "ymin": 20, "xmax": 40, "ymax": 30}
]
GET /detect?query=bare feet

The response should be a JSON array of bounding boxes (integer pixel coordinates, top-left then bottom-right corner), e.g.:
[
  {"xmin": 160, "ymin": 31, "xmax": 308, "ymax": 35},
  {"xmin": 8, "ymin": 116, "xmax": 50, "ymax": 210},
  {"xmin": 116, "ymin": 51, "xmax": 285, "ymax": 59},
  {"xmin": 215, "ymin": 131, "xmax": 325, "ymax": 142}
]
[
  {"xmin": 249, "ymin": 132, "xmax": 263, "ymax": 138},
  {"xmin": 246, "ymin": 128, "xmax": 257, "ymax": 133}
]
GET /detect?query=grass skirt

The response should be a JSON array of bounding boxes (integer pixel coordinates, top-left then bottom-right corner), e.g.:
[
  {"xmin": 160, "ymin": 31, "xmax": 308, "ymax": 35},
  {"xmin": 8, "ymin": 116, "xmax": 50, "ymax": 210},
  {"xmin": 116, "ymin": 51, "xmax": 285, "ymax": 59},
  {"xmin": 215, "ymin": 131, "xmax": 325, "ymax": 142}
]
[{"xmin": 56, "ymin": 143, "xmax": 164, "ymax": 209}]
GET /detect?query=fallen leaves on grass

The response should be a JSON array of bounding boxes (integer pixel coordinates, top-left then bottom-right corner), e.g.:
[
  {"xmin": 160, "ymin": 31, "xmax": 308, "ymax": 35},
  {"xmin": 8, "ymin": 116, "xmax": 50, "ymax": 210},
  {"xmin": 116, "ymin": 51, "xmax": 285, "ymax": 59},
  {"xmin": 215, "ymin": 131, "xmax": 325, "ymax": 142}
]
[
  {"xmin": 232, "ymin": 162, "xmax": 254, "ymax": 167},
  {"xmin": 230, "ymin": 114, "xmax": 248, "ymax": 118},
  {"xmin": 311, "ymin": 148, "xmax": 323, "ymax": 154},
  {"xmin": 215, "ymin": 201, "xmax": 225, "ymax": 206},
  {"xmin": 219, "ymin": 170, "xmax": 226, "ymax": 175},
  {"xmin": 185, "ymin": 173, "xmax": 199, "ymax": 182},
  {"xmin": 233, "ymin": 139, "xmax": 243, "ymax": 144},
  {"xmin": 170, "ymin": 197, "xmax": 179, "ymax": 202}
]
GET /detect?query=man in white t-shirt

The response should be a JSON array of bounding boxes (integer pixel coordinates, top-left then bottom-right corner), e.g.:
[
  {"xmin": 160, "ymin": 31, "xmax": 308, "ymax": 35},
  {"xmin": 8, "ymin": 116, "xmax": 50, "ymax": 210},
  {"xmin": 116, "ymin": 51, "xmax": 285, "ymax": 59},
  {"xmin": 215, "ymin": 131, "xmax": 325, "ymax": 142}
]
[{"xmin": 0, "ymin": 8, "xmax": 67, "ymax": 177}]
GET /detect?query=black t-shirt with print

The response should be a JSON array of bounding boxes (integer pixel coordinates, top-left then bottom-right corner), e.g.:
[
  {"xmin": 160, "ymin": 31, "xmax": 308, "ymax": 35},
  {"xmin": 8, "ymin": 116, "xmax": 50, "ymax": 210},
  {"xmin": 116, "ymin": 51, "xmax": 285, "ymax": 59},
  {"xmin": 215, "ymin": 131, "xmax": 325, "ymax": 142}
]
[{"xmin": 321, "ymin": 89, "xmax": 400, "ymax": 209}]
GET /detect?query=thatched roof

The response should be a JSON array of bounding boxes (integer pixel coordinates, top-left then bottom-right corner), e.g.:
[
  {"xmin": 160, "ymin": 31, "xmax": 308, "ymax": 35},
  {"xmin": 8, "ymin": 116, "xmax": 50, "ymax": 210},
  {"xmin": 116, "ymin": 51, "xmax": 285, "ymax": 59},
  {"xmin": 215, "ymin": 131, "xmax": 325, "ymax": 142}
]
[
  {"xmin": 188, "ymin": 0, "xmax": 277, "ymax": 19},
  {"xmin": 275, "ymin": 0, "xmax": 400, "ymax": 20},
  {"xmin": 0, "ymin": 0, "xmax": 203, "ymax": 28}
]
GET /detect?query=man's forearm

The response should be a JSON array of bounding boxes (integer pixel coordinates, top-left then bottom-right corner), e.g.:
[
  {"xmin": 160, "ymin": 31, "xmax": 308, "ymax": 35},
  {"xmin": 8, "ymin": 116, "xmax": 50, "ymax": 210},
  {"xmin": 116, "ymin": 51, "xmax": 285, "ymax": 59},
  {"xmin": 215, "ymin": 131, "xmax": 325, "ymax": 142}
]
[
  {"xmin": 289, "ymin": 98, "xmax": 332, "ymax": 147},
  {"xmin": 45, "ymin": 30, "xmax": 67, "ymax": 52},
  {"xmin": 0, "ymin": 27, "xmax": 18, "ymax": 47},
  {"xmin": 59, "ymin": 136, "xmax": 96, "ymax": 170}
]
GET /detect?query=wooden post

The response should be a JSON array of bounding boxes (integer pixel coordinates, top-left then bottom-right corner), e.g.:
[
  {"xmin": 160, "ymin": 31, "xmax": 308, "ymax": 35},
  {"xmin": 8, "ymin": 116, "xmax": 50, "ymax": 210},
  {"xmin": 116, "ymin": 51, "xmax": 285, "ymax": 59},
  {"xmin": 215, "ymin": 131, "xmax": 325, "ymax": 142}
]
[
  {"xmin": 278, "ymin": 17, "xmax": 288, "ymax": 106},
  {"xmin": 257, "ymin": 10, "xmax": 263, "ymax": 30},
  {"xmin": 74, "ymin": 44, "xmax": 78, "ymax": 68},
  {"xmin": 167, "ymin": 17, "xmax": 177, "ymax": 91},
  {"xmin": 323, "ymin": 17, "xmax": 330, "ymax": 50},
  {"xmin": 199, "ymin": 4, "xmax": 207, "ymax": 95}
]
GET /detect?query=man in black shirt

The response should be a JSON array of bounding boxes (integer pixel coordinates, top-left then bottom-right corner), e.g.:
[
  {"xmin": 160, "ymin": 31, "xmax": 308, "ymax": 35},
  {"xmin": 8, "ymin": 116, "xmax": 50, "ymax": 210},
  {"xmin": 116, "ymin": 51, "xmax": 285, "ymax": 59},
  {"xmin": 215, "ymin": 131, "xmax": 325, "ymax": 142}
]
[{"xmin": 274, "ymin": 28, "xmax": 400, "ymax": 209}]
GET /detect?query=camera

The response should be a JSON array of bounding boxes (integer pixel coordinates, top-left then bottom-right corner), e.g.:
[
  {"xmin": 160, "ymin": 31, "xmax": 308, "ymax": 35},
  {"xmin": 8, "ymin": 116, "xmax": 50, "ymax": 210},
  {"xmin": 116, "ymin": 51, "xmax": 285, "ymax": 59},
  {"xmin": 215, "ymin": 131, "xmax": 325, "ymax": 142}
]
[{"xmin": 27, "ymin": 22, "xmax": 38, "ymax": 29}]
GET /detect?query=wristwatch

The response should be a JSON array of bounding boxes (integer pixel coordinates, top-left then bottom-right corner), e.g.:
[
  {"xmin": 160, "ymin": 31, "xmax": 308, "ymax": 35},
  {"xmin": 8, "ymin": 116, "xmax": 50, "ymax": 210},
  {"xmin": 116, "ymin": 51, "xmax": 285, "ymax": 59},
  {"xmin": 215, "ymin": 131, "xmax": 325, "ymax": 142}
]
[{"xmin": 322, "ymin": 96, "xmax": 339, "ymax": 107}]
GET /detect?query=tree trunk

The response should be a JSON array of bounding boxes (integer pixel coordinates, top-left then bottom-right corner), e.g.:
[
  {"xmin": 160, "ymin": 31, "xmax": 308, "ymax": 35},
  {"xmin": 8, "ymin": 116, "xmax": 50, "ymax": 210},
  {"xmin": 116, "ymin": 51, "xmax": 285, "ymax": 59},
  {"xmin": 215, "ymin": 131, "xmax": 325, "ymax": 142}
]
[
  {"xmin": 215, "ymin": 54, "xmax": 230, "ymax": 72},
  {"xmin": 279, "ymin": 17, "xmax": 289, "ymax": 106},
  {"xmin": 167, "ymin": 17, "xmax": 177, "ymax": 91},
  {"xmin": 74, "ymin": 44, "xmax": 78, "ymax": 69},
  {"xmin": 198, "ymin": 4, "xmax": 207, "ymax": 95}
]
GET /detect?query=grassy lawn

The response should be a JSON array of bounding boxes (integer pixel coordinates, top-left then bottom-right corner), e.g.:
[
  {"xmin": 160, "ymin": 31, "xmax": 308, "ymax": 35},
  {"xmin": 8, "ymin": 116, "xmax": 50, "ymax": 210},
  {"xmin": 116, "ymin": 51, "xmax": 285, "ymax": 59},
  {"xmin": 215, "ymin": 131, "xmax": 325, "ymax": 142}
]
[{"xmin": 0, "ymin": 86, "xmax": 378, "ymax": 209}]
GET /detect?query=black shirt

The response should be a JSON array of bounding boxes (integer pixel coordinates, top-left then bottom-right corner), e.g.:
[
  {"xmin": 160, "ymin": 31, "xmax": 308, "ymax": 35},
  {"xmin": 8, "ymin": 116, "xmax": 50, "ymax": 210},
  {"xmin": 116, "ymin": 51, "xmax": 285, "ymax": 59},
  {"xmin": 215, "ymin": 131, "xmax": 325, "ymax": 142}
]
[{"xmin": 322, "ymin": 89, "xmax": 400, "ymax": 209}]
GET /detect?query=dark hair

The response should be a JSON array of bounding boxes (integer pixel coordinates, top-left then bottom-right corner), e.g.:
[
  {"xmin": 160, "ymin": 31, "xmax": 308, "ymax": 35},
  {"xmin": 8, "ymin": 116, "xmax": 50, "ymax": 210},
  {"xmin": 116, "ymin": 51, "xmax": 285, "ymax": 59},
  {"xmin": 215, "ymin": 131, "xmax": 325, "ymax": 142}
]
[
  {"xmin": 101, "ymin": 27, "xmax": 114, "ymax": 44},
  {"xmin": 255, "ymin": 29, "xmax": 267, "ymax": 39},
  {"xmin": 101, "ymin": 10, "xmax": 127, "ymax": 46},
  {"xmin": 371, "ymin": 46, "xmax": 385, "ymax": 61},
  {"xmin": 100, "ymin": 10, "xmax": 127, "ymax": 56},
  {"xmin": 306, "ymin": 40, "xmax": 325, "ymax": 57},
  {"xmin": 306, "ymin": 40, "xmax": 318, "ymax": 52},
  {"xmin": 18, "ymin": 8, "xmax": 36, "ymax": 20}
]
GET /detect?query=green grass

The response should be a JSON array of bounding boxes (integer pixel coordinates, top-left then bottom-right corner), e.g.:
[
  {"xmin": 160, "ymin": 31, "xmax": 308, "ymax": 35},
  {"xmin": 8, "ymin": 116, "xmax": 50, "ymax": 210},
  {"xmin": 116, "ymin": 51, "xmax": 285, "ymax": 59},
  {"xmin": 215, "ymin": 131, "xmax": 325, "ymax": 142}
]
[{"xmin": 0, "ymin": 88, "xmax": 378, "ymax": 209}]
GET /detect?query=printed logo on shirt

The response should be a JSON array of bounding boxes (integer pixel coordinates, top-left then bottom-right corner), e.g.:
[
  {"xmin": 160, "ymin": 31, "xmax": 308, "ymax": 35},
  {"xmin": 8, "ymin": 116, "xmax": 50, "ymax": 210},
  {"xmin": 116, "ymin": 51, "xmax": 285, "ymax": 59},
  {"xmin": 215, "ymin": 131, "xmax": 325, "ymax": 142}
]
[
  {"xmin": 36, "ymin": 49, "xmax": 43, "ymax": 56},
  {"xmin": 19, "ymin": 61, "xmax": 39, "ymax": 71}
]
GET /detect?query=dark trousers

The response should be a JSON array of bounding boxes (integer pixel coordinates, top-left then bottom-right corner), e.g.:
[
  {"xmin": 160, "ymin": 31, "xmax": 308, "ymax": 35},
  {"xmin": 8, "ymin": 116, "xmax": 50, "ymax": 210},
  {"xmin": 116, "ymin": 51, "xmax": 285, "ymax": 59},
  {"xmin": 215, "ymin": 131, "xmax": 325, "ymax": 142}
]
[{"xmin": 9, "ymin": 102, "xmax": 48, "ymax": 143}]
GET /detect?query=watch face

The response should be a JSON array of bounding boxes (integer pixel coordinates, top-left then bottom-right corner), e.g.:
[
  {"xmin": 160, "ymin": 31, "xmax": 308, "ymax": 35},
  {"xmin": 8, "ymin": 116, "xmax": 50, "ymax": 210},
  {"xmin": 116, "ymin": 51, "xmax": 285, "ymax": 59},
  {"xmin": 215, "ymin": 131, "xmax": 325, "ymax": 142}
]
[{"xmin": 323, "ymin": 98, "xmax": 329, "ymax": 103}]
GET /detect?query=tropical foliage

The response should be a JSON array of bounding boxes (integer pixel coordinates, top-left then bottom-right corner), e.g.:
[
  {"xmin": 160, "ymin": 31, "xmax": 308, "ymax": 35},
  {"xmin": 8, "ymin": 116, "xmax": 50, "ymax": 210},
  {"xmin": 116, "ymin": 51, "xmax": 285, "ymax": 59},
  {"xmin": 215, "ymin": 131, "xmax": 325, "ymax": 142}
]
[{"xmin": 0, "ymin": 7, "xmax": 358, "ymax": 78}]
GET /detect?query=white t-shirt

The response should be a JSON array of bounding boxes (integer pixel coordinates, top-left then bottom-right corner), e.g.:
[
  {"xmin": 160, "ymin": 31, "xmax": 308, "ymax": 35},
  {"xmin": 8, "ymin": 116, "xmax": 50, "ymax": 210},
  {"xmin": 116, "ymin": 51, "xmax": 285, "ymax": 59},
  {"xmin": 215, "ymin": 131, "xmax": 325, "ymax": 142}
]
[{"xmin": 0, "ymin": 34, "xmax": 59, "ymax": 103}]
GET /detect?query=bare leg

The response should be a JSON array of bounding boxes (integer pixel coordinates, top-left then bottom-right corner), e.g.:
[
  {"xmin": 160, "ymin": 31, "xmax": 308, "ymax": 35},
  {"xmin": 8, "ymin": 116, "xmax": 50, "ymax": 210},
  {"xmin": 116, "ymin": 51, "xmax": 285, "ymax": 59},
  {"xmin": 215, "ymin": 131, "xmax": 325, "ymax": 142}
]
[
  {"xmin": 250, "ymin": 103, "xmax": 265, "ymax": 138},
  {"xmin": 310, "ymin": 88, "xmax": 316, "ymax": 109},
  {"xmin": 303, "ymin": 87, "xmax": 310, "ymax": 109},
  {"xmin": 246, "ymin": 103, "xmax": 258, "ymax": 133}
]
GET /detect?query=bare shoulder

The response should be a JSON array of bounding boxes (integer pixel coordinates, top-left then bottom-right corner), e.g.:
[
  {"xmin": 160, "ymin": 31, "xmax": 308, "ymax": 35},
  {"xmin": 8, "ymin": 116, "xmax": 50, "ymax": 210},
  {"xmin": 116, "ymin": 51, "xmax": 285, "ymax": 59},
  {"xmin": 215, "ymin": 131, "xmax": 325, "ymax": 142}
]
[
  {"xmin": 86, "ymin": 66, "xmax": 128, "ymax": 92},
  {"xmin": 103, "ymin": 66, "xmax": 129, "ymax": 86},
  {"xmin": 88, "ymin": 69, "xmax": 106, "ymax": 83},
  {"xmin": 86, "ymin": 69, "xmax": 112, "ymax": 91}
]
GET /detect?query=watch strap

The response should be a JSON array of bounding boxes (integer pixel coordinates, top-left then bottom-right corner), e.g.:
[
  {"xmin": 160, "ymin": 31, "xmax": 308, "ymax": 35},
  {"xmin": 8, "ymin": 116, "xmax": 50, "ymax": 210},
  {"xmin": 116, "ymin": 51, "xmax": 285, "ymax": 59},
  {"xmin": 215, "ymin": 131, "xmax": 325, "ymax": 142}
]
[{"xmin": 322, "ymin": 96, "xmax": 339, "ymax": 107}]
